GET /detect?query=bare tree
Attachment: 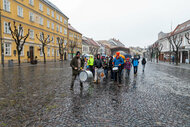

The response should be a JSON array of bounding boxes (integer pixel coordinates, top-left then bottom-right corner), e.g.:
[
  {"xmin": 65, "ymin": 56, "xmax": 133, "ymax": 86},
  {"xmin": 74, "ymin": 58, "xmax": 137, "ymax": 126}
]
[
  {"xmin": 167, "ymin": 34, "xmax": 183, "ymax": 65},
  {"xmin": 8, "ymin": 21, "xmax": 30, "ymax": 65},
  {"xmin": 89, "ymin": 46, "xmax": 98, "ymax": 56},
  {"xmin": 36, "ymin": 32, "xmax": 52, "ymax": 64},
  {"xmin": 69, "ymin": 38, "xmax": 77, "ymax": 58},
  {"xmin": 57, "ymin": 37, "xmax": 67, "ymax": 61},
  {"xmin": 147, "ymin": 45, "xmax": 154, "ymax": 62},
  {"xmin": 154, "ymin": 42, "xmax": 163, "ymax": 63}
]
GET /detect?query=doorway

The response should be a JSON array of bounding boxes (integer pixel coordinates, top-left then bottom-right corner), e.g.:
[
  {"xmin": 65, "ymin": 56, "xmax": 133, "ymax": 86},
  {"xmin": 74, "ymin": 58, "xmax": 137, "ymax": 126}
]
[{"xmin": 29, "ymin": 46, "xmax": 34, "ymax": 63}]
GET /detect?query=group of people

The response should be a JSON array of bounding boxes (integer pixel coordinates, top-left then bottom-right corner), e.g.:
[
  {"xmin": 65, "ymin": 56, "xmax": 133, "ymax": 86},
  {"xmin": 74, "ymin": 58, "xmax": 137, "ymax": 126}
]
[{"xmin": 70, "ymin": 51, "xmax": 147, "ymax": 90}]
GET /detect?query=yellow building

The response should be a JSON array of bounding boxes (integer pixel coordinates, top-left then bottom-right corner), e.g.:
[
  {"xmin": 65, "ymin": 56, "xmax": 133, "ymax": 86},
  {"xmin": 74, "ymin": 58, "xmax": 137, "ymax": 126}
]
[
  {"xmin": 68, "ymin": 24, "xmax": 82, "ymax": 60},
  {"xmin": 0, "ymin": 0, "xmax": 69, "ymax": 64}
]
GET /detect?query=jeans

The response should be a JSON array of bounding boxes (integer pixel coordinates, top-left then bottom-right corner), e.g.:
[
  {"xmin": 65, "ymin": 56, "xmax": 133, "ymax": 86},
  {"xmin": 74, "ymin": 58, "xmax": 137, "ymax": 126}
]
[
  {"xmin": 125, "ymin": 69, "xmax": 130, "ymax": 77},
  {"xmin": 142, "ymin": 65, "xmax": 145, "ymax": 72},
  {"xmin": 104, "ymin": 69, "xmax": 108, "ymax": 78},
  {"xmin": 114, "ymin": 67, "xmax": 122, "ymax": 83},
  {"xmin": 134, "ymin": 66, "xmax": 138, "ymax": 74}
]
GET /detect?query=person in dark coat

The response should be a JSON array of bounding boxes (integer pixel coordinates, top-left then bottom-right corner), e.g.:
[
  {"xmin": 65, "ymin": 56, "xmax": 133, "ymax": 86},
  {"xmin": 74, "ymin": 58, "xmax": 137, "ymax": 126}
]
[
  {"xmin": 109, "ymin": 56, "xmax": 114, "ymax": 80},
  {"xmin": 70, "ymin": 51, "xmax": 84, "ymax": 90},
  {"xmin": 93, "ymin": 54, "xmax": 102, "ymax": 83},
  {"xmin": 141, "ymin": 58, "xmax": 146, "ymax": 72}
]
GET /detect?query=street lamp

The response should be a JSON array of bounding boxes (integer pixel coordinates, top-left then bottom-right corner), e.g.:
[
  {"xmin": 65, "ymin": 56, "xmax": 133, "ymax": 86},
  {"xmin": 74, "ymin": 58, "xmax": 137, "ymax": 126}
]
[{"xmin": 0, "ymin": 9, "xmax": 4, "ymax": 67}]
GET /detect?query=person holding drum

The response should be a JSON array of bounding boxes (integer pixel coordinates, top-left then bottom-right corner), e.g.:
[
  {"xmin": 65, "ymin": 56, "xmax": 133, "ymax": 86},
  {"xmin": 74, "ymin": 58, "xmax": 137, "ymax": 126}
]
[
  {"xmin": 113, "ymin": 52, "xmax": 124, "ymax": 85},
  {"xmin": 70, "ymin": 51, "xmax": 84, "ymax": 90}
]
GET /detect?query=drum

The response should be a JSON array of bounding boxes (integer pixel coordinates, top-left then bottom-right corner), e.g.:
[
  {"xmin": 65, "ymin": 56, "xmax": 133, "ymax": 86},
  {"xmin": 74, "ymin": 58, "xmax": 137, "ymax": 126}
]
[
  {"xmin": 97, "ymin": 68, "xmax": 105, "ymax": 78},
  {"xmin": 112, "ymin": 67, "xmax": 118, "ymax": 72},
  {"xmin": 79, "ymin": 70, "xmax": 93, "ymax": 82}
]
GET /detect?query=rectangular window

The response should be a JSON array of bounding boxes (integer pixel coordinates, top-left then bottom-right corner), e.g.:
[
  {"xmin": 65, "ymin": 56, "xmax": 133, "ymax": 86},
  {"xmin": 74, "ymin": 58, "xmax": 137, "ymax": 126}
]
[
  {"xmin": 40, "ymin": 47, "xmax": 43, "ymax": 56},
  {"xmin": 40, "ymin": 17, "xmax": 43, "ymax": 25},
  {"xmin": 56, "ymin": 14, "xmax": 59, "ymax": 20},
  {"xmin": 4, "ymin": 22, "xmax": 11, "ymax": 34},
  {"xmin": 60, "ymin": 26, "xmax": 62, "ymax": 33},
  {"xmin": 29, "ymin": 29, "xmax": 34, "ymax": 39},
  {"xmin": 56, "ymin": 25, "xmax": 59, "ymax": 32},
  {"xmin": 47, "ymin": 48, "xmax": 50, "ymax": 56},
  {"xmin": 47, "ymin": 8, "xmax": 50, "ymax": 15},
  {"xmin": 29, "ymin": 12, "xmax": 34, "ymax": 22},
  {"xmin": 39, "ymin": 3, "xmax": 43, "ymax": 11},
  {"xmin": 4, "ymin": 43, "xmax": 11, "ymax": 56},
  {"xmin": 3, "ymin": 0, "xmax": 10, "ymax": 12},
  {"xmin": 56, "ymin": 37, "xmax": 59, "ymax": 44},
  {"xmin": 64, "ymin": 39, "xmax": 67, "ymax": 45},
  {"xmin": 57, "ymin": 50, "xmax": 59, "ymax": 56},
  {"xmin": 29, "ymin": 0, "xmax": 34, "ymax": 6},
  {"xmin": 47, "ymin": 35, "xmax": 50, "ymax": 42},
  {"xmin": 17, "ymin": 6, "xmax": 23, "ymax": 17},
  {"xmin": 64, "ymin": 19, "xmax": 67, "ymax": 25},
  {"xmin": 51, "ymin": 11, "xmax": 54, "ymax": 18},
  {"xmin": 64, "ymin": 28, "xmax": 67, "ymax": 35},
  {"xmin": 47, "ymin": 20, "xmax": 50, "ymax": 28},
  {"xmin": 52, "ymin": 36, "xmax": 54, "ymax": 43},
  {"xmin": 60, "ymin": 17, "xmax": 62, "ymax": 22},
  {"xmin": 52, "ymin": 48, "xmax": 54, "ymax": 56},
  {"xmin": 20, "ymin": 46, "xmax": 24, "ymax": 56},
  {"xmin": 52, "ymin": 22, "xmax": 54, "ymax": 30},
  {"xmin": 18, "ymin": 26, "xmax": 24, "ymax": 37},
  {"xmin": 40, "ymin": 32, "xmax": 43, "ymax": 40}
]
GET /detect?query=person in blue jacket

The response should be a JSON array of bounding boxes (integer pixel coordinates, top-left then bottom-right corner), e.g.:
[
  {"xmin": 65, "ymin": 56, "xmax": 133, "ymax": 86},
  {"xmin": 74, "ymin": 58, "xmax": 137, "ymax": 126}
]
[
  {"xmin": 113, "ymin": 52, "xmax": 124, "ymax": 85},
  {"xmin": 132, "ymin": 56, "xmax": 139, "ymax": 75}
]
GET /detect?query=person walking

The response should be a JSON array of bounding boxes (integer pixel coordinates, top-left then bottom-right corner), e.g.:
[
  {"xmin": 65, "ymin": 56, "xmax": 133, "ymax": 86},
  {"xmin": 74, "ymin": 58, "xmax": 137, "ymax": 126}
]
[
  {"xmin": 124, "ymin": 57, "xmax": 131, "ymax": 78},
  {"xmin": 87, "ymin": 55, "xmax": 94, "ymax": 75},
  {"xmin": 109, "ymin": 56, "xmax": 114, "ymax": 80},
  {"xmin": 132, "ymin": 56, "xmax": 139, "ymax": 75},
  {"xmin": 113, "ymin": 52, "xmax": 124, "ymax": 85},
  {"xmin": 70, "ymin": 51, "xmax": 84, "ymax": 90},
  {"xmin": 141, "ymin": 58, "xmax": 146, "ymax": 72},
  {"xmin": 93, "ymin": 54, "xmax": 102, "ymax": 83}
]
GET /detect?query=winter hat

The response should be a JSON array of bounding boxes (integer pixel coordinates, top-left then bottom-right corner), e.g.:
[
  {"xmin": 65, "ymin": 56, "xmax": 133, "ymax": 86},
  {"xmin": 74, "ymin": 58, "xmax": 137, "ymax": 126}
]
[
  {"xmin": 76, "ymin": 51, "xmax": 80, "ymax": 55},
  {"xmin": 116, "ymin": 52, "xmax": 120, "ymax": 56},
  {"xmin": 126, "ymin": 58, "xmax": 130, "ymax": 61}
]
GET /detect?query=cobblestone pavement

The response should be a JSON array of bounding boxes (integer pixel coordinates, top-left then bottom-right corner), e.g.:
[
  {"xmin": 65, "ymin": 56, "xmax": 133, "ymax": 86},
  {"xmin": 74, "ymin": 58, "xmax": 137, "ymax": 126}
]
[{"xmin": 0, "ymin": 61, "xmax": 189, "ymax": 127}]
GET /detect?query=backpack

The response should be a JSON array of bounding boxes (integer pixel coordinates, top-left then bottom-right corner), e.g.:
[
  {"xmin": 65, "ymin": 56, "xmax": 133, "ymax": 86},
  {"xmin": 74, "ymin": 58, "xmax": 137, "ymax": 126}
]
[{"xmin": 133, "ymin": 59, "xmax": 138, "ymax": 66}]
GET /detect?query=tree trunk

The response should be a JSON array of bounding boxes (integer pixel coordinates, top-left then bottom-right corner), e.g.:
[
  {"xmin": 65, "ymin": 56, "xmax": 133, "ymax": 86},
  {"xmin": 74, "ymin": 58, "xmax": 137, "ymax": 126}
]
[
  {"xmin": 18, "ymin": 51, "xmax": 21, "ymax": 66},
  {"xmin": 43, "ymin": 52, "xmax": 46, "ymax": 64},
  {"xmin": 175, "ymin": 51, "xmax": 179, "ymax": 66}
]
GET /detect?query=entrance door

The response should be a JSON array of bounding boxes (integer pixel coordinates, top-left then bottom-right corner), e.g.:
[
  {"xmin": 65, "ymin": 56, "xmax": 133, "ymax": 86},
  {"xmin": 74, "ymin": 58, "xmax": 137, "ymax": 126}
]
[
  {"xmin": 182, "ymin": 51, "xmax": 188, "ymax": 63},
  {"xmin": 29, "ymin": 46, "xmax": 34, "ymax": 63}
]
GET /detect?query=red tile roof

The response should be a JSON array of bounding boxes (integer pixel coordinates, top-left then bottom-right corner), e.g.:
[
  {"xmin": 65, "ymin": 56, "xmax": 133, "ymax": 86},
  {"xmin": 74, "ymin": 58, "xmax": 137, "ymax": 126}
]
[{"xmin": 173, "ymin": 20, "xmax": 190, "ymax": 35}]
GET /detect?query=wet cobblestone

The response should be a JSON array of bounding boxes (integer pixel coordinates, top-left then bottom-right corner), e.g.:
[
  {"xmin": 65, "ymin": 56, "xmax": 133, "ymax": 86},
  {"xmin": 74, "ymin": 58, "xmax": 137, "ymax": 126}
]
[{"xmin": 0, "ymin": 61, "xmax": 190, "ymax": 126}]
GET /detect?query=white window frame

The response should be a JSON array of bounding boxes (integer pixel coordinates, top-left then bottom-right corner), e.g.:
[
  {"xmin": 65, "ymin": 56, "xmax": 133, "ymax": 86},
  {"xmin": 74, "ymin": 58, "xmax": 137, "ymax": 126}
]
[
  {"xmin": 47, "ymin": 8, "xmax": 50, "ymax": 15},
  {"xmin": 52, "ymin": 48, "xmax": 54, "ymax": 56},
  {"xmin": 3, "ymin": 0, "xmax": 10, "ymax": 12},
  {"xmin": 52, "ymin": 22, "xmax": 54, "ymax": 30},
  {"xmin": 17, "ymin": 6, "xmax": 23, "ymax": 17},
  {"xmin": 52, "ymin": 36, "xmax": 54, "ymax": 43},
  {"xmin": 39, "ymin": 17, "xmax": 43, "ymax": 25},
  {"xmin": 29, "ymin": 12, "xmax": 34, "ymax": 22},
  {"xmin": 56, "ymin": 14, "xmax": 59, "ymax": 20},
  {"xmin": 60, "ymin": 17, "xmax": 62, "ymax": 22},
  {"xmin": 64, "ymin": 19, "xmax": 67, "ymax": 25},
  {"xmin": 4, "ymin": 43, "xmax": 11, "ymax": 56},
  {"xmin": 56, "ymin": 25, "xmax": 59, "ymax": 32},
  {"xmin": 56, "ymin": 37, "xmax": 59, "ymax": 44},
  {"xmin": 40, "ymin": 46, "xmax": 43, "ymax": 56},
  {"xmin": 51, "ymin": 11, "xmax": 54, "ymax": 18},
  {"xmin": 47, "ymin": 20, "xmax": 50, "ymax": 28},
  {"xmin": 60, "ymin": 26, "xmax": 62, "ymax": 33},
  {"xmin": 4, "ymin": 22, "xmax": 11, "ymax": 34},
  {"xmin": 29, "ymin": 0, "xmax": 34, "ymax": 6},
  {"xmin": 20, "ymin": 46, "xmax": 24, "ymax": 56},
  {"xmin": 39, "ymin": 3, "xmax": 43, "ymax": 11},
  {"xmin": 47, "ymin": 48, "xmax": 50, "ymax": 56},
  {"xmin": 57, "ymin": 50, "xmax": 59, "ymax": 56},
  {"xmin": 29, "ymin": 29, "xmax": 34, "ymax": 39},
  {"xmin": 64, "ymin": 28, "xmax": 67, "ymax": 35}
]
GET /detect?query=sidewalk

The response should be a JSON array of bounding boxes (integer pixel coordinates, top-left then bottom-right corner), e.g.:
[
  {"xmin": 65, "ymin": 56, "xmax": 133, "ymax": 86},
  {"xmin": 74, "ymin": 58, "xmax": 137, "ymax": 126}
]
[
  {"xmin": 149, "ymin": 61, "xmax": 190, "ymax": 70},
  {"xmin": 0, "ymin": 61, "xmax": 69, "ymax": 69}
]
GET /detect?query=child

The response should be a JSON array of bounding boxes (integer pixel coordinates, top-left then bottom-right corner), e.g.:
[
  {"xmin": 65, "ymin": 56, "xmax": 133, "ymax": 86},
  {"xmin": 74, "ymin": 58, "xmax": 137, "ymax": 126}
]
[{"xmin": 124, "ymin": 57, "xmax": 131, "ymax": 78}]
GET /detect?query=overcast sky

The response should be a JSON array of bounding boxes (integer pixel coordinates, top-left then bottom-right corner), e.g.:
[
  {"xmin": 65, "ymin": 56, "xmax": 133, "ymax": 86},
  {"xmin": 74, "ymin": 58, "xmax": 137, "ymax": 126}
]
[{"xmin": 49, "ymin": 0, "xmax": 190, "ymax": 48}]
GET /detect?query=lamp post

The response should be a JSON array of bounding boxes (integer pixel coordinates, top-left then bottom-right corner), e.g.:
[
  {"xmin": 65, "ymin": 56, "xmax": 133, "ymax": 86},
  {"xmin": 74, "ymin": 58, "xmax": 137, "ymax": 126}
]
[{"xmin": 0, "ymin": 9, "xmax": 4, "ymax": 67}]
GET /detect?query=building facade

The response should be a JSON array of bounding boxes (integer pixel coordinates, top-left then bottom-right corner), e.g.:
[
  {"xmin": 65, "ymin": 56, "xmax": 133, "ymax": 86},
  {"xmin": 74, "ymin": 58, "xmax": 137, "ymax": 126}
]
[
  {"xmin": 0, "ymin": 0, "xmax": 69, "ymax": 64},
  {"xmin": 68, "ymin": 24, "xmax": 82, "ymax": 60}
]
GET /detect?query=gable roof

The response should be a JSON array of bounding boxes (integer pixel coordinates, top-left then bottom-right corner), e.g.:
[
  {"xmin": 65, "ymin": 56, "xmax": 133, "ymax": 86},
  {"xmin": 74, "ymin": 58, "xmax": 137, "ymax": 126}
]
[
  {"xmin": 173, "ymin": 19, "xmax": 190, "ymax": 35},
  {"xmin": 68, "ymin": 24, "xmax": 82, "ymax": 35},
  {"xmin": 82, "ymin": 37, "xmax": 100, "ymax": 47}
]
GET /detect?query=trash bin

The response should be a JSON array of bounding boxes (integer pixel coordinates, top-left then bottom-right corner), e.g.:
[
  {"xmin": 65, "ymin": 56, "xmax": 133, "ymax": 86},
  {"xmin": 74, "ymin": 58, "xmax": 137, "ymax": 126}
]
[{"xmin": 8, "ymin": 59, "xmax": 13, "ymax": 67}]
